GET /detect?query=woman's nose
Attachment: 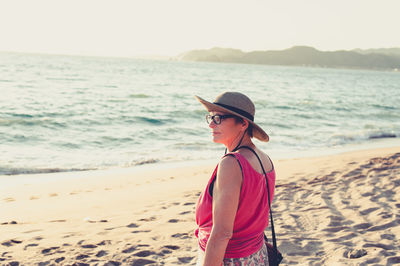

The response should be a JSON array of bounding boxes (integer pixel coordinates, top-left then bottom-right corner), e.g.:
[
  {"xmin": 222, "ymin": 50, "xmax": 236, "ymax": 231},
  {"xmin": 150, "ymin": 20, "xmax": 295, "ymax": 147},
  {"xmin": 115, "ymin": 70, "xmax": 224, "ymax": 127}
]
[{"xmin": 209, "ymin": 121, "xmax": 217, "ymax": 128}]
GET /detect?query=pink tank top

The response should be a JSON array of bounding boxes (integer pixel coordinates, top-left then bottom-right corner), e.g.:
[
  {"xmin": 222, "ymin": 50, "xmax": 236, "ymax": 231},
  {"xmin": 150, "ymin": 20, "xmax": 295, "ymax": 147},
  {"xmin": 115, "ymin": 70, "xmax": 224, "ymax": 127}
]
[{"xmin": 195, "ymin": 152, "xmax": 276, "ymax": 258}]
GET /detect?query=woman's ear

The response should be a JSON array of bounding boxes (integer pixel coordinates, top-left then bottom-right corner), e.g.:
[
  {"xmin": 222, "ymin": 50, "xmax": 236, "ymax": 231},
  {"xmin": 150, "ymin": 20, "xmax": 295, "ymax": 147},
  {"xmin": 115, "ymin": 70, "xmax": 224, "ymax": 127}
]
[{"xmin": 242, "ymin": 119, "xmax": 249, "ymax": 131}]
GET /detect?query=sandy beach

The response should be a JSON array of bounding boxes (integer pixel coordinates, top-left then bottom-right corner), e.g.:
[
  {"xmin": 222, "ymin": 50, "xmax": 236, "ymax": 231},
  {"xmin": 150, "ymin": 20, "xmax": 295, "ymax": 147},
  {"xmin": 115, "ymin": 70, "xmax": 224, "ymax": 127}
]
[{"xmin": 1, "ymin": 146, "xmax": 400, "ymax": 265}]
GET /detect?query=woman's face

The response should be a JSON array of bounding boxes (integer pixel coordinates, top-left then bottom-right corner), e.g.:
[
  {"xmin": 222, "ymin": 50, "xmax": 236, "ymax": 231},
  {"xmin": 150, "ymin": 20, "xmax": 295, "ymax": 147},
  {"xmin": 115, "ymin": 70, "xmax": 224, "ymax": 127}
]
[{"xmin": 208, "ymin": 112, "xmax": 245, "ymax": 145}]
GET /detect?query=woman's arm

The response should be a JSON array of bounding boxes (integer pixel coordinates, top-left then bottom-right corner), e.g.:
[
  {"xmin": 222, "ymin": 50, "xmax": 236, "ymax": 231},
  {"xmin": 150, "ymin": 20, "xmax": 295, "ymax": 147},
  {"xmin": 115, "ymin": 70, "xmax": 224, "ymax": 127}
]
[{"xmin": 202, "ymin": 156, "xmax": 242, "ymax": 266}]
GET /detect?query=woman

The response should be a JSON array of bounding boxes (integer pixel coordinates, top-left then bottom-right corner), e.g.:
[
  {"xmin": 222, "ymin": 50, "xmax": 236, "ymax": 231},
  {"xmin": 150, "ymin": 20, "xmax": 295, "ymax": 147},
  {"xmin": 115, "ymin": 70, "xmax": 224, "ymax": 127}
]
[{"xmin": 194, "ymin": 92, "xmax": 276, "ymax": 266}]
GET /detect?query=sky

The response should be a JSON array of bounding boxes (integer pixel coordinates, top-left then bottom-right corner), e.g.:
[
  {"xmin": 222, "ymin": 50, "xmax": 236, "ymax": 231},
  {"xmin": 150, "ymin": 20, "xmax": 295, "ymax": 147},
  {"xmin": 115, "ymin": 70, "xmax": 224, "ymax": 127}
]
[{"xmin": 0, "ymin": 0, "xmax": 399, "ymax": 57}]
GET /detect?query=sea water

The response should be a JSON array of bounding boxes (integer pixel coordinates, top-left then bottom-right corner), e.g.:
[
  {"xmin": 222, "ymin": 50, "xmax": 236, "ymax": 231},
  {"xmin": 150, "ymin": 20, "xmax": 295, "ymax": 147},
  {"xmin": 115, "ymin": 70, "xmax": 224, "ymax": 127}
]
[{"xmin": 1, "ymin": 52, "xmax": 399, "ymax": 175}]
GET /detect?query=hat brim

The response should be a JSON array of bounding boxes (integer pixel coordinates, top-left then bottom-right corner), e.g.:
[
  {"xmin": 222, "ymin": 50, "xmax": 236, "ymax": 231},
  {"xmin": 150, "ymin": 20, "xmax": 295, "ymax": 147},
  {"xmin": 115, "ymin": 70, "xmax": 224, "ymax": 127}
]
[{"xmin": 195, "ymin": 95, "xmax": 269, "ymax": 142}]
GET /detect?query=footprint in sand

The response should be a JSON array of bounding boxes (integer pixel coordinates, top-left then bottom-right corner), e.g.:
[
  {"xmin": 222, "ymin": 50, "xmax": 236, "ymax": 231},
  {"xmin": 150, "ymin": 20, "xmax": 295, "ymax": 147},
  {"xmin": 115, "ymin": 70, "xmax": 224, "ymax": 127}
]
[
  {"xmin": 104, "ymin": 260, "xmax": 121, "ymax": 265},
  {"xmin": 131, "ymin": 258, "xmax": 156, "ymax": 265},
  {"xmin": 2, "ymin": 239, "xmax": 23, "ymax": 247},
  {"xmin": 55, "ymin": 257, "xmax": 65, "ymax": 263},
  {"xmin": 160, "ymin": 249, "xmax": 172, "ymax": 254},
  {"xmin": 3, "ymin": 197, "xmax": 15, "ymax": 202},
  {"xmin": 23, "ymin": 229, "xmax": 42, "ymax": 234},
  {"xmin": 366, "ymin": 219, "xmax": 400, "ymax": 231},
  {"xmin": 168, "ymin": 219, "xmax": 180, "ymax": 223},
  {"xmin": 131, "ymin": 230, "xmax": 151, "ymax": 234},
  {"xmin": 139, "ymin": 216, "xmax": 157, "ymax": 222},
  {"xmin": 105, "ymin": 225, "xmax": 125, "ymax": 231},
  {"xmin": 96, "ymin": 250, "xmax": 108, "ymax": 257},
  {"xmin": 179, "ymin": 211, "xmax": 191, "ymax": 215},
  {"xmin": 126, "ymin": 223, "xmax": 139, "ymax": 228},
  {"xmin": 23, "ymin": 243, "xmax": 39, "ymax": 250},
  {"xmin": 171, "ymin": 233, "xmax": 190, "ymax": 239},
  {"xmin": 353, "ymin": 222, "xmax": 373, "ymax": 230},
  {"xmin": 49, "ymin": 219, "xmax": 67, "ymax": 223},
  {"xmin": 30, "ymin": 196, "xmax": 40, "ymax": 200},
  {"xmin": 48, "ymin": 193, "xmax": 58, "ymax": 197},
  {"xmin": 178, "ymin": 256, "xmax": 194, "ymax": 263},
  {"xmin": 1, "ymin": 221, "xmax": 18, "ymax": 225},
  {"xmin": 81, "ymin": 244, "xmax": 97, "ymax": 249},
  {"xmin": 134, "ymin": 250, "xmax": 156, "ymax": 257},
  {"xmin": 76, "ymin": 254, "xmax": 90, "ymax": 260},
  {"xmin": 97, "ymin": 240, "xmax": 112, "ymax": 245},
  {"xmin": 163, "ymin": 245, "xmax": 180, "ymax": 250},
  {"xmin": 387, "ymin": 257, "xmax": 400, "ymax": 264},
  {"xmin": 379, "ymin": 211, "xmax": 393, "ymax": 219},
  {"xmin": 84, "ymin": 217, "xmax": 108, "ymax": 223},
  {"xmin": 41, "ymin": 246, "xmax": 60, "ymax": 255},
  {"xmin": 381, "ymin": 233, "xmax": 395, "ymax": 240},
  {"xmin": 122, "ymin": 246, "xmax": 137, "ymax": 253}
]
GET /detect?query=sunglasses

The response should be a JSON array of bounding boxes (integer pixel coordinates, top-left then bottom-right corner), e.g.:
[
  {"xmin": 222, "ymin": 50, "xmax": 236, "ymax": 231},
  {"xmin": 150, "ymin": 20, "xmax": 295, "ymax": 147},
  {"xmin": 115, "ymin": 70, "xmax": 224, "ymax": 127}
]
[{"xmin": 206, "ymin": 114, "xmax": 236, "ymax": 125}]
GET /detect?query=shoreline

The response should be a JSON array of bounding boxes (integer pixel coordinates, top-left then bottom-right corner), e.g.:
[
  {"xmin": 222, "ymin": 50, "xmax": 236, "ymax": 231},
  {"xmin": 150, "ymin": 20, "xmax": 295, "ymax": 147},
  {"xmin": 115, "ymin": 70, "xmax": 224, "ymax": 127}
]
[
  {"xmin": 2, "ymin": 137, "xmax": 400, "ymax": 178},
  {"xmin": 1, "ymin": 144, "xmax": 399, "ymax": 265}
]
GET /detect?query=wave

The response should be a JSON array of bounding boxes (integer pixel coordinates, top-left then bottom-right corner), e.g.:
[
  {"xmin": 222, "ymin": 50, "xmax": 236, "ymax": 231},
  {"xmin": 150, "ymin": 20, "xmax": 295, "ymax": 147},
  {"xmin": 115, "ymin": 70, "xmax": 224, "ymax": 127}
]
[
  {"xmin": 134, "ymin": 116, "xmax": 167, "ymax": 125},
  {"xmin": 369, "ymin": 133, "xmax": 397, "ymax": 139},
  {"xmin": 0, "ymin": 118, "xmax": 68, "ymax": 128},
  {"xmin": 0, "ymin": 166, "xmax": 96, "ymax": 176},
  {"xmin": 330, "ymin": 131, "xmax": 399, "ymax": 145},
  {"xmin": 133, "ymin": 159, "xmax": 159, "ymax": 166},
  {"xmin": 129, "ymin": 93, "xmax": 151, "ymax": 98}
]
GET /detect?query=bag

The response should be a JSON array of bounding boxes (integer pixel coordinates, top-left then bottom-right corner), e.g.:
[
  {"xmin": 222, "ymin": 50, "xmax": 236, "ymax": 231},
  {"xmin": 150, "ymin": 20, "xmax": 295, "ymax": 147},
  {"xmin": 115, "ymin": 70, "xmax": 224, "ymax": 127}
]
[
  {"xmin": 231, "ymin": 146, "xmax": 283, "ymax": 266},
  {"xmin": 265, "ymin": 235, "xmax": 283, "ymax": 265}
]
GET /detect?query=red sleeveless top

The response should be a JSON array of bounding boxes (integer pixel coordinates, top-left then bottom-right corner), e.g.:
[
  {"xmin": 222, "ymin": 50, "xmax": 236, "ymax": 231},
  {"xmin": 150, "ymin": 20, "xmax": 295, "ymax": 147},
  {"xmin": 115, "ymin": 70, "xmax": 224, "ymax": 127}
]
[{"xmin": 195, "ymin": 152, "xmax": 276, "ymax": 258}]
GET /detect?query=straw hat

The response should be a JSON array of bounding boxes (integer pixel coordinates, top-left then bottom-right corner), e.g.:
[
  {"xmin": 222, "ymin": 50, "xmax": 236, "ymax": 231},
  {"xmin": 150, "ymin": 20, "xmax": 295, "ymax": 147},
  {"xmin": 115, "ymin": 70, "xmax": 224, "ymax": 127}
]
[{"xmin": 195, "ymin": 92, "xmax": 269, "ymax": 142}]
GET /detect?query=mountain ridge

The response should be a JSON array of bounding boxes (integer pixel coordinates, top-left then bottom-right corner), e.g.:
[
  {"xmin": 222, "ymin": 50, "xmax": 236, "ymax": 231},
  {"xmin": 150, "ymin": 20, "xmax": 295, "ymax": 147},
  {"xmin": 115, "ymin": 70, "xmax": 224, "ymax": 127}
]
[{"xmin": 178, "ymin": 46, "xmax": 400, "ymax": 70}]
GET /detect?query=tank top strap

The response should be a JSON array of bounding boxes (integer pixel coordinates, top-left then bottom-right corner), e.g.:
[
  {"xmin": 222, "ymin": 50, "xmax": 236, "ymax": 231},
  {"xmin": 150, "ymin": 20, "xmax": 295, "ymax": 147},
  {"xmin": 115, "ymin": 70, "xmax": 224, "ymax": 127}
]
[
  {"xmin": 222, "ymin": 152, "xmax": 245, "ymax": 175},
  {"xmin": 208, "ymin": 152, "xmax": 245, "ymax": 197}
]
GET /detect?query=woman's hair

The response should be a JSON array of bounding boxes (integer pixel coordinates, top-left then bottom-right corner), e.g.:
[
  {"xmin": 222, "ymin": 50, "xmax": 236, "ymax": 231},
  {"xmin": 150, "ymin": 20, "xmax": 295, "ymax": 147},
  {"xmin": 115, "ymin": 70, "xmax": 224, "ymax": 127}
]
[{"xmin": 234, "ymin": 116, "xmax": 253, "ymax": 138}]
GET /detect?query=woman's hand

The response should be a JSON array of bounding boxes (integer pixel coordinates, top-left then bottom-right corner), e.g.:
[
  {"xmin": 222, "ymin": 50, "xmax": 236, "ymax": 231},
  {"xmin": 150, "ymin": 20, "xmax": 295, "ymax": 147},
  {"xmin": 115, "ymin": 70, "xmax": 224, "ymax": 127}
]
[{"xmin": 202, "ymin": 155, "xmax": 242, "ymax": 266}]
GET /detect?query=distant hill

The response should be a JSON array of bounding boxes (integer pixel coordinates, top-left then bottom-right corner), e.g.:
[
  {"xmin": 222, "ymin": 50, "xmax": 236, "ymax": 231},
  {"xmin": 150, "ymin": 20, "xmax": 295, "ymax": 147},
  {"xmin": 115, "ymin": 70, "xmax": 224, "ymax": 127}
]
[
  {"xmin": 178, "ymin": 46, "xmax": 400, "ymax": 70},
  {"xmin": 352, "ymin": 48, "xmax": 400, "ymax": 57}
]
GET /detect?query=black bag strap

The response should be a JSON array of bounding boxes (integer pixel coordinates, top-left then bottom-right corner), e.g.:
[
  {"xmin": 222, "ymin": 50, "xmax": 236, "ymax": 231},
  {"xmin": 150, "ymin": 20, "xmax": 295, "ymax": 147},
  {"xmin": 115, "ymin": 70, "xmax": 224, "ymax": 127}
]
[{"xmin": 232, "ymin": 145, "xmax": 279, "ymax": 265}]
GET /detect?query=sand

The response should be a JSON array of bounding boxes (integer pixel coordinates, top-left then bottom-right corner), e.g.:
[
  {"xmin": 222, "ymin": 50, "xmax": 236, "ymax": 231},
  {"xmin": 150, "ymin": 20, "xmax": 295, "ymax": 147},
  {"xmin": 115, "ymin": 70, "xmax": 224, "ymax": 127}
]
[{"xmin": 1, "ymin": 146, "xmax": 399, "ymax": 265}]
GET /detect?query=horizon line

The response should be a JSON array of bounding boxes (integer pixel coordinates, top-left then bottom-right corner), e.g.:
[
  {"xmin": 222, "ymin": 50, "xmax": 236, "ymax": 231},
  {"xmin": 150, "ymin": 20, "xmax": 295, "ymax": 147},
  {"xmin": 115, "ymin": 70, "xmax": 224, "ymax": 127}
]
[{"xmin": 1, "ymin": 45, "xmax": 399, "ymax": 60}]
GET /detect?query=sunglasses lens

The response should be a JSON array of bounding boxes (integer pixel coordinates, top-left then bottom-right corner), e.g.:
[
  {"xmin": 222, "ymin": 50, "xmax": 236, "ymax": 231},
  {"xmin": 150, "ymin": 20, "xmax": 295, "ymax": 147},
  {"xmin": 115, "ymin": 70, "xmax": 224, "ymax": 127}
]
[
  {"xmin": 214, "ymin": 115, "xmax": 221, "ymax": 124},
  {"xmin": 206, "ymin": 115, "xmax": 212, "ymax": 124}
]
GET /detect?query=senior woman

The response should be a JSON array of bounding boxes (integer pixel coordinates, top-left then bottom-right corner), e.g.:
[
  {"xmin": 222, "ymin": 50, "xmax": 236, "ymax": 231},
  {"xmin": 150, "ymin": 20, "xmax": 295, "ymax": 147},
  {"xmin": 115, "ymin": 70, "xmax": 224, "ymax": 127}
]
[{"xmin": 194, "ymin": 92, "xmax": 277, "ymax": 266}]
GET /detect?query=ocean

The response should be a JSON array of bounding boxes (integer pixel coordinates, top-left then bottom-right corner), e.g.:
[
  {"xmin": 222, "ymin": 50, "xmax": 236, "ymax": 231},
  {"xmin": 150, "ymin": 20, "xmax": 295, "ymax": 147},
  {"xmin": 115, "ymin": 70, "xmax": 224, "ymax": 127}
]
[{"xmin": 1, "ymin": 52, "xmax": 399, "ymax": 175}]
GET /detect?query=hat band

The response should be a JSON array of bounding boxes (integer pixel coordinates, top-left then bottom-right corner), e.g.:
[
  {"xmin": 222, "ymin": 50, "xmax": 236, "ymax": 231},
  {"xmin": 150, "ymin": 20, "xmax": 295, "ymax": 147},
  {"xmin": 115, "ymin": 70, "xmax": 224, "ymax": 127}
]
[{"xmin": 213, "ymin": 102, "xmax": 254, "ymax": 121}]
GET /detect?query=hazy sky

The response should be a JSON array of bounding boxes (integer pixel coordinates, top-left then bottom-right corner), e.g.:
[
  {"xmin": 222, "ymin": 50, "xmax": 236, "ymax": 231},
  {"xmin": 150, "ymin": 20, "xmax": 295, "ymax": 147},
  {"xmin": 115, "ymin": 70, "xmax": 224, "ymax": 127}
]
[{"xmin": 1, "ymin": 0, "xmax": 399, "ymax": 57}]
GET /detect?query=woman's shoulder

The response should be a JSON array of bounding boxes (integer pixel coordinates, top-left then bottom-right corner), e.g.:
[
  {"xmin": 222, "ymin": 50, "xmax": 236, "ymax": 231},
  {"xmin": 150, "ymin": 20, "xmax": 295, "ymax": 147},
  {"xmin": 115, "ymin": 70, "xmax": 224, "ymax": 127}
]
[
  {"xmin": 237, "ymin": 147, "xmax": 274, "ymax": 174},
  {"xmin": 216, "ymin": 155, "xmax": 243, "ymax": 186}
]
